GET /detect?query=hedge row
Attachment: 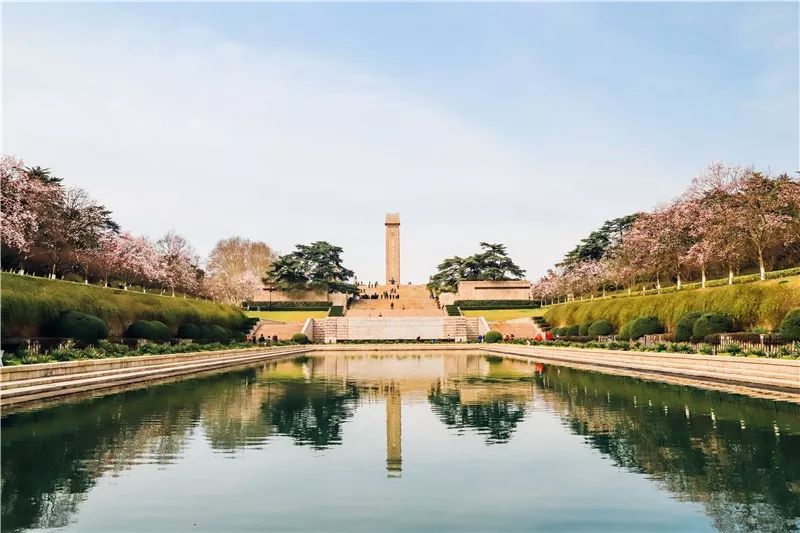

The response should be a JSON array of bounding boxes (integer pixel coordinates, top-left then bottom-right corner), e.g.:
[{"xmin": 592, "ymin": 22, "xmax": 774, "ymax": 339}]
[
  {"xmin": 454, "ymin": 300, "xmax": 539, "ymax": 310},
  {"xmin": 445, "ymin": 305, "xmax": 462, "ymax": 316},
  {"xmin": 545, "ymin": 277, "xmax": 800, "ymax": 332},
  {"xmin": 245, "ymin": 301, "xmax": 331, "ymax": 311},
  {"xmin": 1, "ymin": 273, "xmax": 247, "ymax": 338}
]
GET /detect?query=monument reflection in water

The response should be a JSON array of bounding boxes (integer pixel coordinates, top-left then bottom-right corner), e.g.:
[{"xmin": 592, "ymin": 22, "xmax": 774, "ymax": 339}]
[{"xmin": 2, "ymin": 352, "xmax": 799, "ymax": 532}]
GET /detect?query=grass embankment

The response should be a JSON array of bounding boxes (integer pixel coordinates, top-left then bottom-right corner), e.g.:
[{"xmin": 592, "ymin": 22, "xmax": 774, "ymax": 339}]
[
  {"xmin": 245, "ymin": 310, "xmax": 329, "ymax": 322},
  {"xmin": 1, "ymin": 273, "xmax": 246, "ymax": 338},
  {"xmin": 462, "ymin": 309, "xmax": 546, "ymax": 321},
  {"xmin": 544, "ymin": 277, "xmax": 800, "ymax": 331}
]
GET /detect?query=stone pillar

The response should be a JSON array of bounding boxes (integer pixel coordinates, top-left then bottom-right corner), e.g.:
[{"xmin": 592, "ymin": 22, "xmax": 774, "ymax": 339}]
[{"xmin": 385, "ymin": 213, "xmax": 400, "ymax": 285}]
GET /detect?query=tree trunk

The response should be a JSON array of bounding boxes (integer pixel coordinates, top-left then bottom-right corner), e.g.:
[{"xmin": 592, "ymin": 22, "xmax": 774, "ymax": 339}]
[
  {"xmin": 172, "ymin": 288, "xmax": 176, "ymax": 297},
  {"xmin": 676, "ymin": 272, "xmax": 681, "ymax": 290},
  {"xmin": 758, "ymin": 249, "xmax": 766, "ymax": 281},
  {"xmin": 656, "ymin": 276, "xmax": 661, "ymax": 292},
  {"xmin": 728, "ymin": 265, "xmax": 734, "ymax": 285},
  {"xmin": 701, "ymin": 267, "xmax": 706, "ymax": 289}
]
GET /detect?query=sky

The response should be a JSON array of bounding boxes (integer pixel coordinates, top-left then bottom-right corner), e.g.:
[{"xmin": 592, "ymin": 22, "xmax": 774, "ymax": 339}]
[{"xmin": 3, "ymin": 2, "xmax": 798, "ymax": 283}]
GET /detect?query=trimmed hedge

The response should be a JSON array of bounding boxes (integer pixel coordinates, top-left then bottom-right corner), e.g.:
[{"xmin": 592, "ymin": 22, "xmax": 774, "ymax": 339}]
[
  {"xmin": 454, "ymin": 300, "xmax": 539, "ymax": 310},
  {"xmin": 558, "ymin": 335, "xmax": 592, "ymax": 343},
  {"xmin": 587, "ymin": 319, "xmax": 613, "ymax": 337},
  {"xmin": 127, "ymin": 320, "xmax": 171, "ymax": 342},
  {"xmin": 675, "ymin": 312, "xmax": 703, "ymax": 342},
  {"xmin": 50, "ymin": 311, "xmax": 109, "ymax": 344},
  {"xmin": 691, "ymin": 313, "xmax": 732, "ymax": 343},
  {"xmin": 245, "ymin": 301, "xmax": 331, "ymax": 311},
  {"xmin": 2, "ymin": 273, "xmax": 246, "ymax": 338},
  {"xmin": 544, "ymin": 277, "xmax": 800, "ymax": 332},
  {"xmin": 780, "ymin": 309, "xmax": 800, "ymax": 341},
  {"xmin": 445, "ymin": 305, "xmax": 462, "ymax": 316},
  {"xmin": 328, "ymin": 306, "xmax": 345, "ymax": 317},
  {"xmin": 578, "ymin": 320, "xmax": 594, "ymax": 336},
  {"xmin": 484, "ymin": 330, "xmax": 503, "ymax": 343}
]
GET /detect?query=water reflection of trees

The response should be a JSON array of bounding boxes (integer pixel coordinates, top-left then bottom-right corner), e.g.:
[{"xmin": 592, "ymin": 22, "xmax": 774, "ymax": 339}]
[
  {"xmin": 428, "ymin": 385, "xmax": 528, "ymax": 444},
  {"xmin": 1, "ymin": 375, "xmax": 207, "ymax": 532},
  {"xmin": 0, "ymin": 362, "xmax": 359, "ymax": 532},
  {"xmin": 262, "ymin": 381, "xmax": 360, "ymax": 449},
  {"xmin": 428, "ymin": 357, "xmax": 536, "ymax": 444},
  {"xmin": 538, "ymin": 367, "xmax": 800, "ymax": 532}
]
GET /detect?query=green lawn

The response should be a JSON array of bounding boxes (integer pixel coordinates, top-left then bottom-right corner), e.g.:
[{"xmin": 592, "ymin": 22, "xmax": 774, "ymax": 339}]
[
  {"xmin": 245, "ymin": 310, "xmax": 329, "ymax": 322},
  {"xmin": 461, "ymin": 309, "xmax": 545, "ymax": 321}
]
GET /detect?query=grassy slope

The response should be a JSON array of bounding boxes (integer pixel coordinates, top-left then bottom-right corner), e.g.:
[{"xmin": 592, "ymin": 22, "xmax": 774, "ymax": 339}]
[
  {"xmin": 543, "ymin": 277, "xmax": 800, "ymax": 331},
  {"xmin": 1, "ymin": 273, "xmax": 246, "ymax": 337},
  {"xmin": 245, "ymin": 310, "xmax": 329, "ymax": 322},
  {"xmin": 462, "ymin": 309, "xmax": 546, "ymax": 321}
]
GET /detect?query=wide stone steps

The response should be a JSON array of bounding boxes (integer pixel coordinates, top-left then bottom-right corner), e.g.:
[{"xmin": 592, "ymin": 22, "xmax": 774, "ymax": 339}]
[
  {"xmin": 487, "ymin": 345, "xmax": 800, "ymax": 393},
  {"xmin": 0, "ymin": 346, "xmax": 309, "ymax": 406}
]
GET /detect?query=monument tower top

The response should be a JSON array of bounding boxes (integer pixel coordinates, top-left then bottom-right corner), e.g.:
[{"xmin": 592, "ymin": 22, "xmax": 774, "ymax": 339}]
[{"xmin": 385, "ymin": 213, "xmax": 400, "ymax": 285}]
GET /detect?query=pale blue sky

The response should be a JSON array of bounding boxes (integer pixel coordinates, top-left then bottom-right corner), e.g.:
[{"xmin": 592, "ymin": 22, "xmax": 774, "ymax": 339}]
[{"xmin": 3, "ymin": 2, "xmax": 798, "ymax": 282}]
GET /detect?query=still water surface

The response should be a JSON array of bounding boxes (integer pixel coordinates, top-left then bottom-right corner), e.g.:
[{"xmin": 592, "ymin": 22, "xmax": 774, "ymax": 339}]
[{"xmin": 2, "ymin": 352, "xmax": 799, "ymax": 532}]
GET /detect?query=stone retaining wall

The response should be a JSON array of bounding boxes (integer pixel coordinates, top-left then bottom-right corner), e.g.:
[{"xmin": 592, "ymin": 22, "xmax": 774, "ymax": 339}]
[{"xmin": 310, "ymin": 317, "xmax": 480, "ymax": 342}]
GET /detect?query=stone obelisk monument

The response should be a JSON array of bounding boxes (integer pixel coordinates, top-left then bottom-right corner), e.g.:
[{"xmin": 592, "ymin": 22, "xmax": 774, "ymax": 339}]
[{"xmin": 385, "ymin": 213, "xmax": 400, "ymax": 285}]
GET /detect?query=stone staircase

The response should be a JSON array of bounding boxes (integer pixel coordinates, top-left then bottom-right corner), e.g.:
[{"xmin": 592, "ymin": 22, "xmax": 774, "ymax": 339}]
[{"xmin": 348, "ymin": 284, "xmax": 442, "ymax": 317}]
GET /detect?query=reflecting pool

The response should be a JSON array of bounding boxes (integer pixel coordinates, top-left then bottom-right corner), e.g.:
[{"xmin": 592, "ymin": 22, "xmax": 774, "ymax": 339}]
[{"xmin": 2, "ymin": 352, "xmax": 799, "ymax": 532}]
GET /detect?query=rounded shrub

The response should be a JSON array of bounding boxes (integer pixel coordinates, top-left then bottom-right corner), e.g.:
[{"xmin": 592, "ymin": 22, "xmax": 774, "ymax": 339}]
[
  {"xmin": 578, "ymin": 320, "xmax": 594, "ymax": 336},
  {"xmin": 564, "ymin": 325, "xmax": 580, "ymax": 336},
  {"xmin": 692, "ymin": 313, "xmax": 732, "ymax": 343},
  {"xmin": 177, "ymin": 323, "xmax": 201, "ymax": 339},
  {"xmin": 628, "ymin": 316, "xmax": 665, "ymax": 340},
  {"xmin": 291, "ymin": 333, "xmax": 310, "ymax": 345},
  {"xmin": 617, "ymin": 321, "xmax": 633, "ymax": 341},
  {"xmin": 587, "ymin": 319, "xmax": 614, "ymax": 337},
  {"xmin": 780, "ymin": 308, "xmax": 800, "ymax": 341},
  {"xmin": 484, "ymin": 330, "xmax": 503, "ymax": 343},
  {"xmin": 51, "ymin": 311, "xmax": 109, "ymax": 344},
  {"xmin": 196, "ymin": 325, "xmax": 215, "ymax": 340},
  {"xmin": 207, "ymin": 325, "xmax": 231, "ymax": 343},
  {"xmin": 126, "ymin": 320, "xmax": 171, "ymax": 342},
  {"xmin": 675, "ymin": 312, "xmax": 703, "ymax": 342}
]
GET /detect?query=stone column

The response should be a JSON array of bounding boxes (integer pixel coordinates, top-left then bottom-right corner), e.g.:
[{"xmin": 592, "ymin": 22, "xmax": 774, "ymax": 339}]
[{"xmin": 385, "ymin": 213, "xmax": 400, "ymax": 285}]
